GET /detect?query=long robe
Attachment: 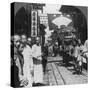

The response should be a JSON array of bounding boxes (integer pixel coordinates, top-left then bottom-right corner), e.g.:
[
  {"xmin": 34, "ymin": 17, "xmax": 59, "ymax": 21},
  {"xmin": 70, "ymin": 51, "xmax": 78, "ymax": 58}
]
[
  {"xmin": 32, "ymin": 44, "xmax": 43, "ymax": 83},
  {"xmin": 22, "ymin": 45, "xmax": 33, "ymax": 87}
]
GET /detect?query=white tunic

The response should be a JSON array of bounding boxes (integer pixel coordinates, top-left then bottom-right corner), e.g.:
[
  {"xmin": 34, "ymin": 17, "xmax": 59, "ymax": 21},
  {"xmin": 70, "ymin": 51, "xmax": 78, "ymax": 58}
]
[
  {"xmin": 32, "ymin": 44, "xmax": 43, "ymax": 83},
  {"xmin": 83, "ymin": 40, "xmax": 88, "ymax": 57},
  {"xmin": 22, "ymin": 45, "xmax": 33, "ymax": 87},
  {"xmin": 82, "ymin": 40, "xmax": 88, "ymax": 63}
]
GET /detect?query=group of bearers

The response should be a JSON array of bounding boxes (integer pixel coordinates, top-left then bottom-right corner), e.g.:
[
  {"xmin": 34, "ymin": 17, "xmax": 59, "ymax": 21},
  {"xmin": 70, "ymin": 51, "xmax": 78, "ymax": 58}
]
[
  {"xmin": 62, "ymin": 39, "xmax": 88, "ymax": 74},
  {"xmin": 11, "ymin": 34, "xmax": 47, "ymax": 87},
  {"xmin": 47, "ymin": 38, "xmax": 88, "ymax": 74}
]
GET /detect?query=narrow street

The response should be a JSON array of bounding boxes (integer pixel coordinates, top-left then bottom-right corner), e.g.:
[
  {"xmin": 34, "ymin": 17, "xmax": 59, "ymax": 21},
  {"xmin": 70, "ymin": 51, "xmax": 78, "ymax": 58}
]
[
  {"xmin": 43, "ymin": 55, "xmax": 88, "ymax": 86},
  {"xmin": 11, "ymin": 2, "xmax": 88, "ymax": 88}
]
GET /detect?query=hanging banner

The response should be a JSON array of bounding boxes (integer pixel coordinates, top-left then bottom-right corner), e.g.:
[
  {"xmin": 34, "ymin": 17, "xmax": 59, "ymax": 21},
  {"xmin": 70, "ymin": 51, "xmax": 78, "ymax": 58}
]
[{"xmin": 31, "ymin": 10, "xmax": 38, "ymax": 37}]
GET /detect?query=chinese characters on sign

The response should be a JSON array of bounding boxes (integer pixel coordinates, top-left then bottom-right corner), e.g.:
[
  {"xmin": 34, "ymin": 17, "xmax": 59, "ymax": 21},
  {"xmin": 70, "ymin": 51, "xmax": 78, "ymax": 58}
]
[{"xmin": 31, "ymin": 10, "xmax": 38, "ymax": 37}]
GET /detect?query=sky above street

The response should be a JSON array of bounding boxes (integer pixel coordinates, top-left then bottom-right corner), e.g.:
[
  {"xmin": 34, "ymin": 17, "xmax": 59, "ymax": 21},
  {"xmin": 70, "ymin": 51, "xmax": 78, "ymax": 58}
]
[{"xmin": 43, "ymin": 4, "xmax": 62, "ymax": 14}]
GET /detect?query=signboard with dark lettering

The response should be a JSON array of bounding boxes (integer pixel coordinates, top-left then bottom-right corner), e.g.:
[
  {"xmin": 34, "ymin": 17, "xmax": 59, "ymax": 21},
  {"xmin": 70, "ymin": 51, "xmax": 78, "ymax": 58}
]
[{"xmin": 31, "ymin": 10, "xmax": 38, "ymax": 37}]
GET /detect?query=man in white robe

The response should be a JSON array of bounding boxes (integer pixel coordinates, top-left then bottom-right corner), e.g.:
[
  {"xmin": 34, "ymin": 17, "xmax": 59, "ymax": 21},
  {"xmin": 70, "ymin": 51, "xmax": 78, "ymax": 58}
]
[
  {"xmin": 21, "ymin": 35, "xmax": 33, "ymax": 87},
  {"xmin": 32, "ymin": 37, "xmax": 43, "ymax": 84},
  {"xmin": 82, "ymin": 40, "xmax": 88, "ymax": 63},
  {"xmin": 83, "ymin": 40, "xmax": 88, "ymax": 58}
]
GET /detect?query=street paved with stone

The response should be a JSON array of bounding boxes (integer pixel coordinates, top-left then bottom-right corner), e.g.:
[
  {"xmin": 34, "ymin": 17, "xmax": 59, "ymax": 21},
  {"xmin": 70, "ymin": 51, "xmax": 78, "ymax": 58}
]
[{"xmin": 43, "ymin": 55, "xmax": 88, "ymax": 86}]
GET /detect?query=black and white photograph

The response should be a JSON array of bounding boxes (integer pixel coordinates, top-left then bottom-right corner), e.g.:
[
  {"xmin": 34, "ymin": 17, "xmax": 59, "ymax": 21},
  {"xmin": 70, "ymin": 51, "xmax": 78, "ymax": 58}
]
[{"xmin": 11, "ymin": 2, "xmax": 88, "ymax": 88}]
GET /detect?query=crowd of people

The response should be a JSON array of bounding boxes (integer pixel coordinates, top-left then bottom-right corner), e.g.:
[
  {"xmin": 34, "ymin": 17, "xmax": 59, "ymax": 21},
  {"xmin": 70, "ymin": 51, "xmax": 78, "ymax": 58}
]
[
  {"xmin": 11, "ymin": 33, "xmax": 88, "ymax": 87},
  {"xmin": 63, "ymin": 39, "xmax": 88, "ymax": 73},
  {"xmin": 48, "ymin": 39, "xmax": 88, "ymax": 74},
  {"xmin": 11, "ymin": 34, "xmax": 48, "ymax": 87}
]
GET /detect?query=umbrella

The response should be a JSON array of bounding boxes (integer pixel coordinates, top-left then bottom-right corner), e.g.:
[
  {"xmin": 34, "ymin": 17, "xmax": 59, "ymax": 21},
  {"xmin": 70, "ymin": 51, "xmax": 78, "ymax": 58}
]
[{"xmin": 52, "ymin": 15, "xmax": 72, "ymax": 27}]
